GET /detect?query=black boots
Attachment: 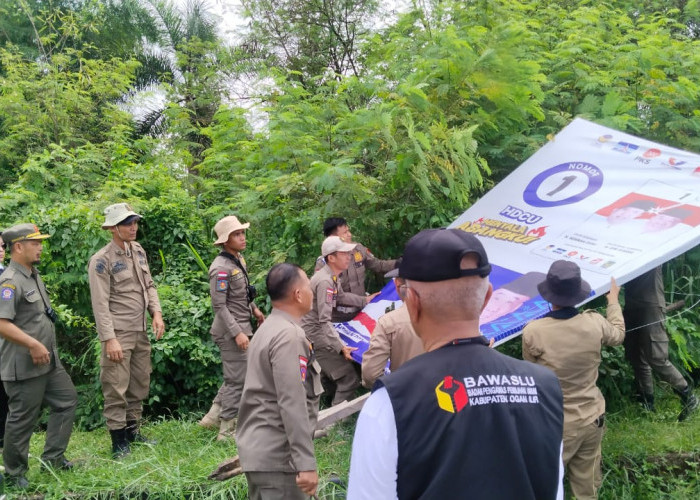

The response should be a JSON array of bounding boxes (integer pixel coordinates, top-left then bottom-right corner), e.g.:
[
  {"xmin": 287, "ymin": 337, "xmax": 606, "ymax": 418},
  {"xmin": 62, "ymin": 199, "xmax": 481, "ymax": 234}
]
[
  {"xmin": 677, "ymin": 386, "xmax": 699, "ymax": 422},
  {"xmin": 635, "ymin": 392, "xmax": 655, "ymax": 412},
  {"xmin": 111, "ymin": 421, "xmax": 155, "ymax": 458},
  {"xmin": 110, "ymin": 428, "xmax": 131, "ymax": 459},
  {"xmin": 126, "ymin": 420, "xmax": 156, "ymax": 445}
]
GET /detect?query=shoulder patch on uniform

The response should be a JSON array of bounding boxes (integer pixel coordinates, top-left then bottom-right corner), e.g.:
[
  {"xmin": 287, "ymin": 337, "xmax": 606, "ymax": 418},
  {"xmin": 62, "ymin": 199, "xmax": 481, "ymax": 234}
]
[
  {"xmin": 216, "ymin": 271, "xmax": 229, "ymax": 291},
  {"xmin": 95, "ymin": 258, "xmax": 107, "ymax": 275},
  {"xmin": 299, "ymin": 355, "xmax": 308, "ymax": 382},
  {"xmin": 326, "ymin": 288, "xmax": 334, "ymax": 304},
  {"xmin": 1, "ymin": 287, "xmax": 15, "ymax": 301},
  {"xmin": 354, "ymin": 251, "xmax": 363, "ymax": 263},
  {"xmin": 112, "ymin": 261, "xmax": 127, "ymax": 274}
]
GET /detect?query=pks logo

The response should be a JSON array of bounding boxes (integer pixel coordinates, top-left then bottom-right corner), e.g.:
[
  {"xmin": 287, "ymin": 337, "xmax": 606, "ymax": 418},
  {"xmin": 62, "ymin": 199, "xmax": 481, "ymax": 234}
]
[
  {"xmin": 435, "ymin": 376, "xmax": 468, "ymax": 413},
  {"xmin": 499, "ymin": 205, "xmax": 543, "ymax": 224}
]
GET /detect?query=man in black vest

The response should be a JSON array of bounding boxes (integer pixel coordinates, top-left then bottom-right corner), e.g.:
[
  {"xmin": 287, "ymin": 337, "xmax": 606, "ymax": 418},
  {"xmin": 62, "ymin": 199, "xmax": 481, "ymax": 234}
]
[{"xmin": 348, "ymin": 228, "xmax": 564, "ymax": 499}]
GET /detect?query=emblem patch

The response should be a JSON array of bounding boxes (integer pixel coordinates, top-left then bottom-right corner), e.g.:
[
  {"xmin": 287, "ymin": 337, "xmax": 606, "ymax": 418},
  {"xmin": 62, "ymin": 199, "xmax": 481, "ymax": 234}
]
[
  {"xmin": 216, "ymin": 271, "xmax": 229, "ymax": 291},
  {"xmin": 299, "ymin": 355, "xmax": 308, "ymax": 382},
  {"xmin": 354, "ymin": 251, "xmax": 364, "ymax": 268},
  {"xmin": 231, "ymin": 268, "xmax": 245, "ymax": 281},
  {"xmin": 112, "ymin": 261, "xmax": 127, "ymax": 274},
  {"xmin": 95, "ymin": 259, "xmax": 107, "ymax": 275},
  {"xmin": 326, "ymin": 288, "xmax": 335, "ymax": 304},
  {"xmin": 1, "ymin": 287, "xmax": 14, "ymax": 301}
]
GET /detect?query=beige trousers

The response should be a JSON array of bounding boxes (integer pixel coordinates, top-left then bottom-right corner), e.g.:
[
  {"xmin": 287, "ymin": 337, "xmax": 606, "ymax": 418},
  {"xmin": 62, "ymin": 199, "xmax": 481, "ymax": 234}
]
[
  {"xmin": 563, "ymin": 418, "xmax": 605, "ymax": 500},
  {"xmin": 245, "ymin": 471, "xmax": 309, "ymax": 500},
  {"xmin": 101, "ymin": 330, "xmax": 152, "ymax": 430}
]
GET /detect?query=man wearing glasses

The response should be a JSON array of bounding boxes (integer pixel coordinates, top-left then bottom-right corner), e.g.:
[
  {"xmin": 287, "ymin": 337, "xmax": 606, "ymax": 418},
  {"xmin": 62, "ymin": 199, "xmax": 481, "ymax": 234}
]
[{"xmin": 348, "ymin": 229, "xmax": 564, "ymax": 499}]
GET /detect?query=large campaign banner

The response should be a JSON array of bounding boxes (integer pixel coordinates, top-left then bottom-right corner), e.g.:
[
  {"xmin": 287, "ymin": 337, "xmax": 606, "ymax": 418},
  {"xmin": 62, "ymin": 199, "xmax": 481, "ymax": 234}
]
[{"xmin": 338, "ymin": 118, "xmax": 700, "ymax": 361}]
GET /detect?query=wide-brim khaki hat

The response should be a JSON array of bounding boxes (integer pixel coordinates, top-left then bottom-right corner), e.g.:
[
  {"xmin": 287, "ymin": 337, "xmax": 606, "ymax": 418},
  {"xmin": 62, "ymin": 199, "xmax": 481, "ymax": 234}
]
[
  {"xmin": 214, "ymin": 216, "xmax": 250, "ymax": 245},
  {"xmin": 322, "ymin": 235, "xmax": 356, "ymax": 257},
  {"xmin": 102, "ymin": 203, "xmax": 142, "ymax": 229}
]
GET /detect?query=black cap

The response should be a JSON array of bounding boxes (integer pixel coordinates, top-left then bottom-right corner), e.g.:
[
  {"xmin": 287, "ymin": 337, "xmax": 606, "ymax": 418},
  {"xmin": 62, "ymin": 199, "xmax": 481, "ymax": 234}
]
[{"xmin": 398, "ymin": 229, "xmax": 491, "ymax": 282}]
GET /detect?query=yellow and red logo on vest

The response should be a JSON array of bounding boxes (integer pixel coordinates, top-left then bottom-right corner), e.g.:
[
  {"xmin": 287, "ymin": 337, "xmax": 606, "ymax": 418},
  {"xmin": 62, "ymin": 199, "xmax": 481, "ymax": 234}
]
[{"xmin": 435, "ymin": 375, "xmax": 468, "ymax": 413}]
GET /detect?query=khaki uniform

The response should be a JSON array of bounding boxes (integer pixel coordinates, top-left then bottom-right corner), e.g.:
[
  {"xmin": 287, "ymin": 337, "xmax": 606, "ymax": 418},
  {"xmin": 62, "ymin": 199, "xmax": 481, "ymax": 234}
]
[
  {"xmin": 316, "ymin": 243, "xmax": 396, "ymax": 322},
  {"xmin": 361, "ymin": 306, "xmax": 424, "ymax": 388},
  {"xmin": 0, "ymin": 263, "xmax": 7, "ymax": 447},
  {"xmin": 623, "ymin": 267, "xmax": 687, "ymax": 395},
  {"xmin": 523, "ymin": 305, "xmax": 625, "ymax": 500},
  {"xmin": 301, "ymin": 265, "xmax": 360, "ymax": 405},
  {"xmin": 208, "ymin": 252, "xmax": 256, "ymax": 421},
  {"xmin": 237, "ymin": 309, "xmax": 323, "ymax": 499},
  {"xmin": 0, "ymin": 261, "xmax": 77, "ymax": 477},
  {"xmin": 88, "ymin": 240, "xmax": 161, "ymax": 429}
]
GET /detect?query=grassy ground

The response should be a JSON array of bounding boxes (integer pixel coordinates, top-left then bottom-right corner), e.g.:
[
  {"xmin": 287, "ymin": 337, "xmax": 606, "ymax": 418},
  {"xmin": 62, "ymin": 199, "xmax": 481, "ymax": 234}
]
[
  {"xmin": 3, "ymin": 416, "xmax": 355, "ymax": 499},
  {"xmin": 4, "ymin": 388, "xmax": 700, "ymax": 499},
  {"xmin": 599, "ymin": 387, "xmax": 700, "ymax": 499}
]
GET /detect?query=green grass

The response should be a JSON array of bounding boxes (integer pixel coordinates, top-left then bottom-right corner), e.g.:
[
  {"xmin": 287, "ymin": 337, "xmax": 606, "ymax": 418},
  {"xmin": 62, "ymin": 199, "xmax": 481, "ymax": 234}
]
[
  {"xmin": 600, "ymin": 387, "xmax": 700, "ymax": 500},
  {"xmin": 6, "ymin": 389, "xmax": 700, "ymax": 499},
  {"xmin": 5, "ymin": 416, "xmax": 354, "ymax": 499}
]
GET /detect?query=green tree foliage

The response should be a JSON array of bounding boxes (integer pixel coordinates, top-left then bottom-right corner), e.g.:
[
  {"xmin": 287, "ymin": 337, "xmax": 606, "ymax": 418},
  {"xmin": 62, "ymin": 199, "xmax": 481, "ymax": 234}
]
[
  {"xmin": 0, "ymin": 46, "xmax": 138, "ymax": 186},
  {"xmin": 239, "ymin": 0, "xmax": 379, "ymax": 84}
]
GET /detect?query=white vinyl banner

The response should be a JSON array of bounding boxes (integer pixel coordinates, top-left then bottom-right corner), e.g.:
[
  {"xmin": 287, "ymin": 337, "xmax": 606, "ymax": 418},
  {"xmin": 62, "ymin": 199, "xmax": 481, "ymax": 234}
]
[{"xmin": 340, "ymin": 117, "xmax": 700, "ymax": 360}]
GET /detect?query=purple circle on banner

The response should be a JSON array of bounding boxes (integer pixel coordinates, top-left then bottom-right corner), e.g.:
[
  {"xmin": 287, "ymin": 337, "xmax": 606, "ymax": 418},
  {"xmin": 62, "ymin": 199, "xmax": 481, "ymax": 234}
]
[{"xmin": 523, "ymin": 162, "xmax": 603, "ymax": 207}]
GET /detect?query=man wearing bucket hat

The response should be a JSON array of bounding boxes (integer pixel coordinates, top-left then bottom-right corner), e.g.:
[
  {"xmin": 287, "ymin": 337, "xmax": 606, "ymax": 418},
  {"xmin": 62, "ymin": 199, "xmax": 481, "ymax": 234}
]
[
  {"xmin": 348, "ymin": 228, "xmax": 564, "ymax": 499},
  {"xmin": 198, "ymin": 215, "xmax": 265, "ymax": 441},
  {"xmin": 0, "ymin": 224, "xmax": 77, "ymax": 488},
  {"xmin": 302, "ymin": 236, "xmax": 377, "ymax": 405},
  {"xmin": 88, "ymin": 203, "xmax": 165, "ymax": 458},
  {"xmin": 522, "ymin": 260, "xmax": 625, "ymax": 500}
]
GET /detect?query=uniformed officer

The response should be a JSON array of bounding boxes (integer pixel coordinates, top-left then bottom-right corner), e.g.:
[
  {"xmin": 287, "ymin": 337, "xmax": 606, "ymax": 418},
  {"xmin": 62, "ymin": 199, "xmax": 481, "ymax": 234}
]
[
  {"xmin": 87, "ymin": 203, "xmax": 165, "ymax": 458},
  {"xmin": 198, "ymin": 216, "xmax": 265, "ymax": 441},
  {"xmin": 315, "ymin": 218, "xmax": 397, "ymax": 322},
  {"xmin": 237, "ymin": 263, "xmax": 323, "ymax": 499},
  {"xmin": 0, "ymin": 224, "xmax": 77, "ymax": 489},
  {"xmin": 624, "ymin": 267, "xmax": 699, "ymax": 420},
  {"xmin": 361, "ymin": 304, "xmax": 424, "ymax": 389},
  {"xmin": 303, "ymin": 236, "xmax": 375, "ymax": 405},
  {"xmin": 0, "ymin": 232, "xmax": 8, "ymax": 448}
]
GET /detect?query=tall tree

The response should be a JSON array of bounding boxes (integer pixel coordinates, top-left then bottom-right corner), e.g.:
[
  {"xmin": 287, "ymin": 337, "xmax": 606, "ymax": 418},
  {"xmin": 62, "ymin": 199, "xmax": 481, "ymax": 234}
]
[
  {"xmin": 238, "ymin": 0, "xmax": 379, "ymax": 86},
  {"xmin": 131, "ymin": 0, "xmax": 223, "ymax": 175}
]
